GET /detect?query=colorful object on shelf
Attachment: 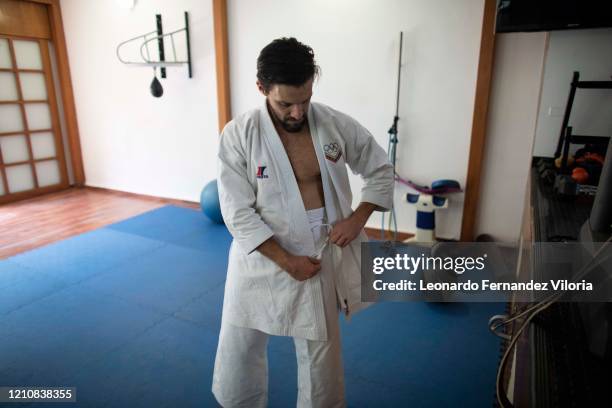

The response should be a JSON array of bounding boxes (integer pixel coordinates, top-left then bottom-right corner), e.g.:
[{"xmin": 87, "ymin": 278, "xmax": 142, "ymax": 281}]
[
  {"xmin": 576, "ymin": 152, "xmax": 604, "ymax": 166},
  {"xmin": 571, "ymin": 167, "xmax": 589, "ymax": 184}
]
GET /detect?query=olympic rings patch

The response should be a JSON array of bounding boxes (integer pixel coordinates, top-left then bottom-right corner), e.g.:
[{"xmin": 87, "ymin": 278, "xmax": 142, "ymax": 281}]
[{"xmin": 323, "ymin": 142, "xmax": 342, "ymax": 163}]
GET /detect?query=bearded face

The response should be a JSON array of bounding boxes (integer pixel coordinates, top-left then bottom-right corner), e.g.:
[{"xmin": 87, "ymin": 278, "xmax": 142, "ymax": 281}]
[{"xmin": 260, "ymin": 78, "xmax": 313, "ymax": 133}]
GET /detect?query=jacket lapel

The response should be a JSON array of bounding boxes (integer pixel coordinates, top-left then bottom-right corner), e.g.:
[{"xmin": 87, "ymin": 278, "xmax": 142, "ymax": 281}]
[
  {"xmin": 310, "ymin": 104, "xmax": 353, "ymax": 219},
  {"xmin": 308, "ymin": 105, "xmax": 341, "ymax": 225}
]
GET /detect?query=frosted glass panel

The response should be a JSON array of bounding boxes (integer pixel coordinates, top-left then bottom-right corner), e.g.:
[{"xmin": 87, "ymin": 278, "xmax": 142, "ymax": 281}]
[
  {"xmin": 0, "ymin": 39, "xmax": 11, "ymax": 69},
  {"xmin": 35, "ymin": 160, "xmax": 60, "ymax": 187},
  {"xmin": 31, "ymin": 132, "xmax": 56, "ymax": 159},
  {"xmin": 0, "ymin": 134, "xmax": 30, "ymax": 163},
  {"xmin": 0, "ymin": 104, "xmax": 24, "ymax": 133},
  {"xmin": 6, "ymin": 164, "xmax": 34, "ymax": 193},
  {"xmin": 0, "ymin": 72, "xmax": 18, "ymax": 101},
  {"xmin": 25, "ymin": 103, "xmax": 51, "ymax": 130},
  {"xmin": 13, "ymin": 40, "xmax": 42, "ymax": 70},
  {"xmin": 0, "ymin": 177, "xmax": 4, "ymax": 195},
  {"xmin": 20, "ymin": 73, "xmax": 47, "ymax": 100}
]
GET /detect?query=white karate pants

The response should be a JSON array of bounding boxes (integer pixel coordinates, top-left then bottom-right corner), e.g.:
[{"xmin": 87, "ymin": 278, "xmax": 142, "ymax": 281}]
[{"xmin": 212, "ymin": 207, "xmax": 345, "ymax": 408}]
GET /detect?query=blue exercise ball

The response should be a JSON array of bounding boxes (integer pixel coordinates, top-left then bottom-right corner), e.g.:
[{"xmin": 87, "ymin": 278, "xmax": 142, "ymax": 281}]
[{"xmin": 200, "ymin": 180, "xmax": 224, "ymax": 224}]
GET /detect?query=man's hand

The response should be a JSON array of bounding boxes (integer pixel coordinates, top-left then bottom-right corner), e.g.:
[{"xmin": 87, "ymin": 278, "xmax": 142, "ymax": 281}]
[
  {"xmin": 330, "ymin": 202, "xmax": 378, "ymax": 248},
  {"xmin": 256, "ymin": 238, "xmax": 320, "ymax": 281},
  {"xmin": 281, "ymin": 255, "xmax": 321, "ymax": 281},
  {"xmin": 330, "ymin": 217, "xmax": 364, "ymax": 248}
]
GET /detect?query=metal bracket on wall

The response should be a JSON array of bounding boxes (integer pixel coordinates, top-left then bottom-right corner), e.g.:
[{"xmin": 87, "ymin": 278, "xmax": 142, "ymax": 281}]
[{"xmin": 116, "ymin": 11, "xmax": 192, "ymax": 79}]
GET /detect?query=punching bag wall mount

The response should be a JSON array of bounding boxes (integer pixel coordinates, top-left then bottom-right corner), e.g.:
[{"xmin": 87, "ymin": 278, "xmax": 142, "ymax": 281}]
[{"xmin": 116, "ymin": 11, "xmax": 192, "ymax": 97}]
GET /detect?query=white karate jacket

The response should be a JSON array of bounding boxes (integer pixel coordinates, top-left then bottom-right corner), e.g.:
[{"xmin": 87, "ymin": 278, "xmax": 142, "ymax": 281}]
[{"xmin": 217, "ymin": 101, "xmax": 394, "ymax": 341}]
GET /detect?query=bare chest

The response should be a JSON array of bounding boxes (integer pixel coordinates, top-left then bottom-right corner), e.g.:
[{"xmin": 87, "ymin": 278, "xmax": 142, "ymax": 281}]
[{"xmin": 278, "ymin": 131, "xmax": 321, "ymax": 182}]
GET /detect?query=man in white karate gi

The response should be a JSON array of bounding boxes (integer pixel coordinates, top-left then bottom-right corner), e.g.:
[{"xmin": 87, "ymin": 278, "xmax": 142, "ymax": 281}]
[{"xmin": 212, "ymin": 37, "xmax": 394, "ymax": 407}]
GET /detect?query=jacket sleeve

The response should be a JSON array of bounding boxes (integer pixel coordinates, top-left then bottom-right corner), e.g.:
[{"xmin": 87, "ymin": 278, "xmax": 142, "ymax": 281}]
[
  {"xmin": 342, "ymin": 117, "xmax": 395, "ymax": 211},
  {"xmin": 217, "ymin": 124, "xmax": 274, "ymax": 254}
]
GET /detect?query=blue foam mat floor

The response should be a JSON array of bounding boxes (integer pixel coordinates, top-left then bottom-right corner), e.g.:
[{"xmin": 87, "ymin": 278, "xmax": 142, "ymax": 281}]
[{"xmin": 0, "ymin": 205, "xmax": 503, "ymax": 407}]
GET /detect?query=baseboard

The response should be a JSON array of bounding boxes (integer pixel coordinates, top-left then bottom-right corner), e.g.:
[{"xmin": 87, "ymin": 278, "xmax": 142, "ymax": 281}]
[
  {"xmin": 83, "ymin": 186, "xmax": 200, "ymax": 209},
  {"xmin": 364, "ymin": 227, "xmax": 414, "ymax": 241}
]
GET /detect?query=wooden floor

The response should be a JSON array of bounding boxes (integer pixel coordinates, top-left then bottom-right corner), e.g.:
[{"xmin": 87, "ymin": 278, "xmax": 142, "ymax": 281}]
[{"xmin": 0, "ymin": 187, "xmax": 199, "ymax": 259}]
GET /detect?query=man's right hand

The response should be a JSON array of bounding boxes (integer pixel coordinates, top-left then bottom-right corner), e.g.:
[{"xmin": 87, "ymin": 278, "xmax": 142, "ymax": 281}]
[
  {"xmin": 256, "ymin": 238, "xmax": 321, "ymax": 281},
  {"xmin": 282, "ymin": 255, "xmax": 321, "ymax": 281}
]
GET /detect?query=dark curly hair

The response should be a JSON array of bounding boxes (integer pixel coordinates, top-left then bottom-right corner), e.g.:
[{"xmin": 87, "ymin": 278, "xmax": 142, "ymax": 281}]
[{"xmin": 256, "ymin": 37, "xmax": 320, "ymax": 91}]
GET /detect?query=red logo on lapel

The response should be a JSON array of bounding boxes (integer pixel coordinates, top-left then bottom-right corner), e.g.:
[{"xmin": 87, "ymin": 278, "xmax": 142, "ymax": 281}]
[
  {"xmin": 324, "ymin": 142, "xmax": 342, "ymax": 163},
  {"xmin": 256, "ymin": 166, "xmax": 269, "ymax": 178}
]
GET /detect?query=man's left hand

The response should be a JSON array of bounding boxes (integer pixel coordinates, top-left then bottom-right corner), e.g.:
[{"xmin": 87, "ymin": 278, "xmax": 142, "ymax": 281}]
[
  {"xmin": 329, "ymin": 216, "xmax": 365, "ymax": 248},
  {"xmin": 329, "ymin": 202, "xmax": 378, "ymax": 248}
]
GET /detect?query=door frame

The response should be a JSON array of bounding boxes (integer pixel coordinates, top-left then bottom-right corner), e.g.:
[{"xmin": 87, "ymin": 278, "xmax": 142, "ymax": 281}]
[
  {"xmin": 7, "ymin": 0, "xmax": 85, "ymax": 190},
  {"xmin": 459, "ymin": 0, "xmax": 497, "ymax": 241}
]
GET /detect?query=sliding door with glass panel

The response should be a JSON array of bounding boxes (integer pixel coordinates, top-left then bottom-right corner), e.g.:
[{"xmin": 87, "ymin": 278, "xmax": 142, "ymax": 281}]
[{"xmin": 0, "ymin": 36, "xmax": 69, "ymax": 204}]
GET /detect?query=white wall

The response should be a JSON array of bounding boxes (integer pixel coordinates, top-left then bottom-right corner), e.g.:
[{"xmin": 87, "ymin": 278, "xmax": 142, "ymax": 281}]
[
  {"xmin": 227, "ymin": 0, "xmax": 485, "ymax": 239},
  {"xmin": 475, "ymin": 32, "xmax": 548, "ymax": 243},
  {"xmin": 60, "ymin": 0, "xmax": 219, "ymax": 201},
  {"xmin": 533, "ymin": 28, "xmax": 612, "ymax": 158}
]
